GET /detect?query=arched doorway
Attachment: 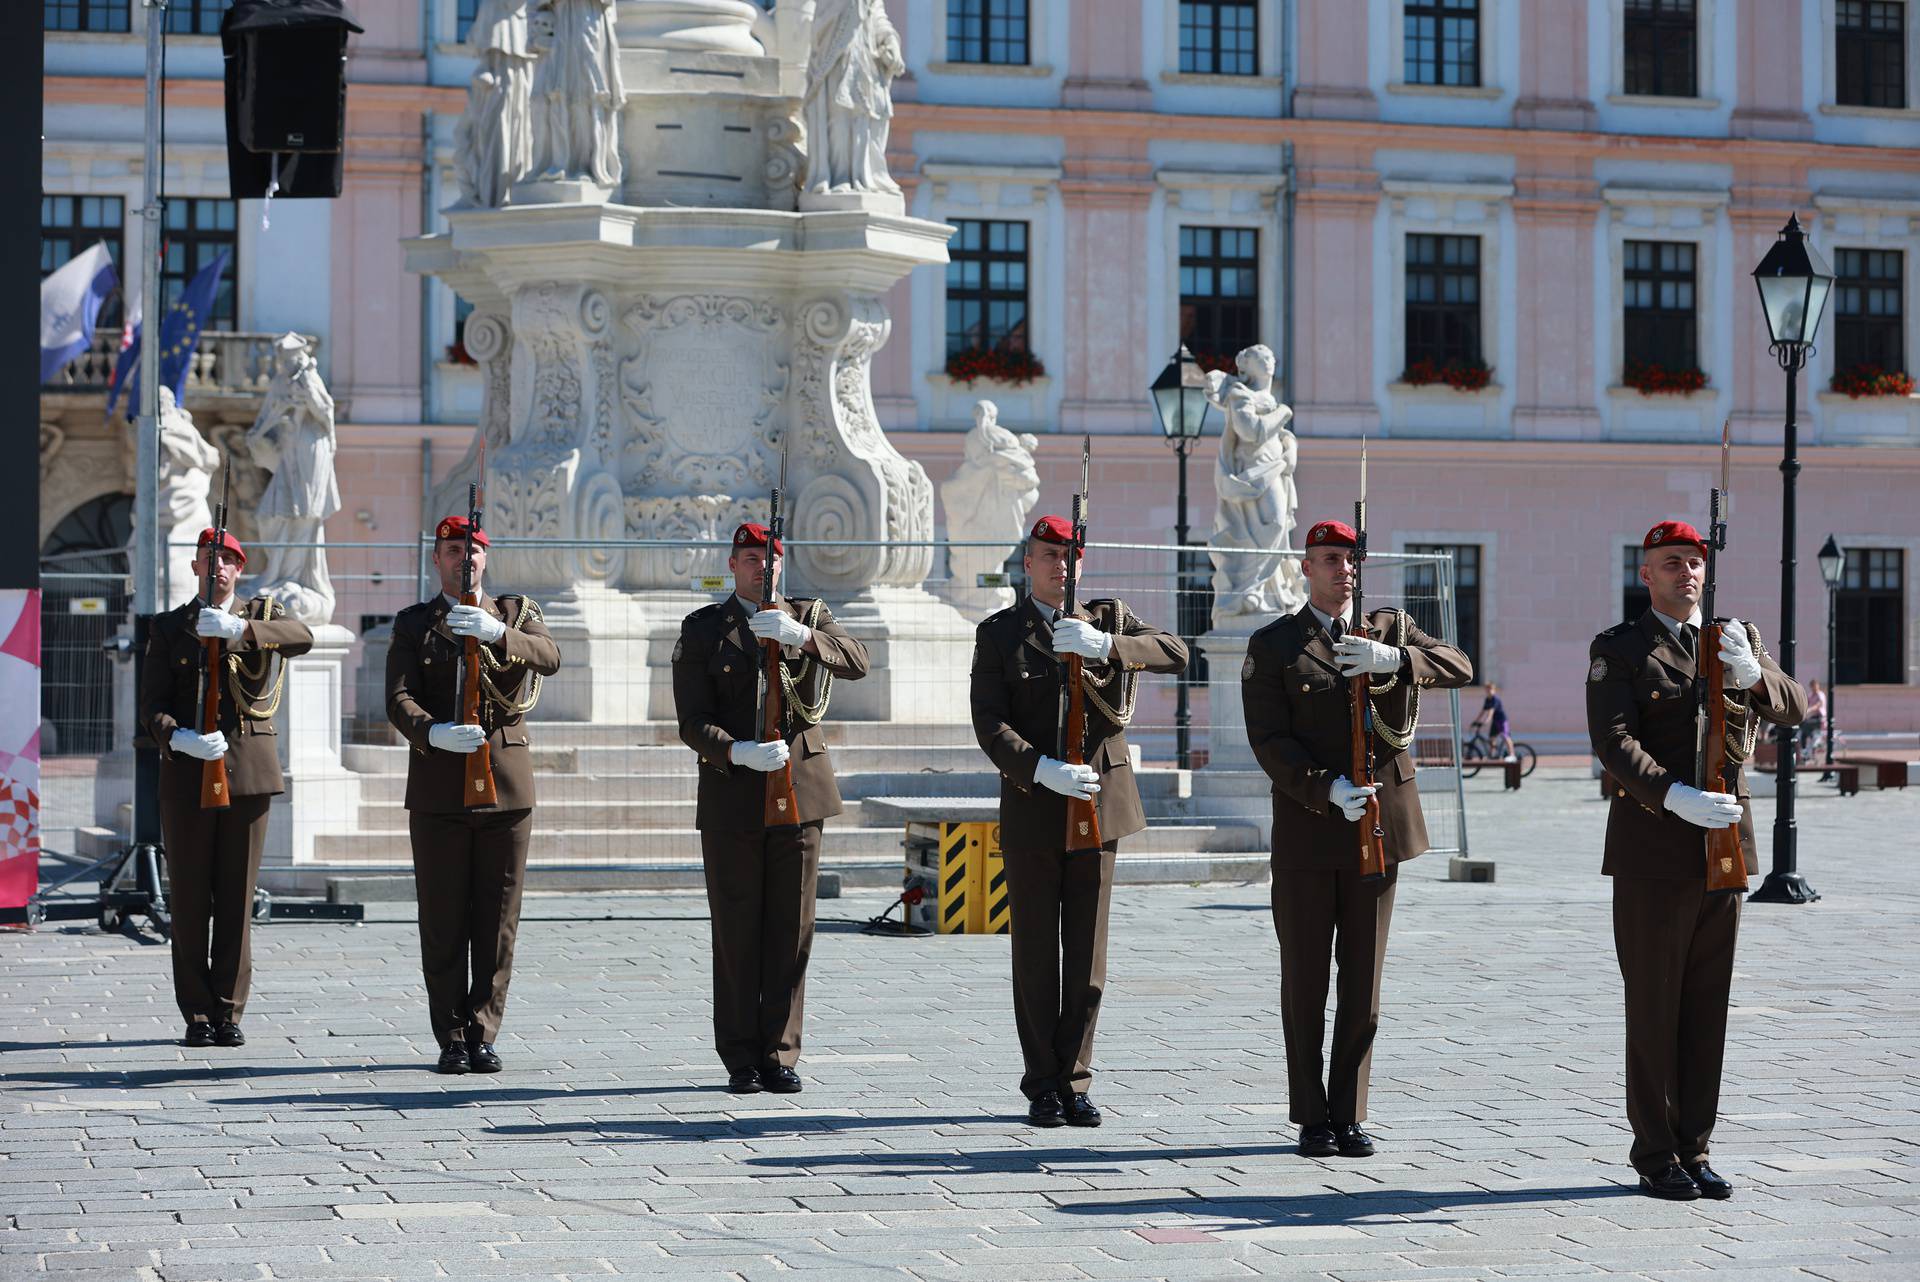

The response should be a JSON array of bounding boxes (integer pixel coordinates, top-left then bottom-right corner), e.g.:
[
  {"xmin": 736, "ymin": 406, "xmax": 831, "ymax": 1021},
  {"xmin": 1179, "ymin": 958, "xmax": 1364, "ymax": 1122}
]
[{"xmin": 41, "ymin": 493, "xmax": 133, "ymax": 757}]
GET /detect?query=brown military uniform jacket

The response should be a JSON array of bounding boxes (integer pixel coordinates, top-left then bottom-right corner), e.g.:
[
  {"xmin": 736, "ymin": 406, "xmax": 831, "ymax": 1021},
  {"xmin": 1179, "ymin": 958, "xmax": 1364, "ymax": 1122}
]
[
  {"xmin": 386, "ymin": 593, "xmax": 563, "ymax": 814},
  {"xmin": 672, "ymin": 594, "xmax": 871, "ymax": 831},
  {"xmin": 1243, "ymin": 605, "xmax": 1474, "ymax": 870},
  {"xmin": 1587, "ymin": 611, "xmax": 1805, "ymax": 880},
  {"xmin": 141, "ymin": 595, "xmax": 315, "ymax": 800},
  {"xmin": 970, "ymin": 596, "xmax": 1189, "ymax": 848}
]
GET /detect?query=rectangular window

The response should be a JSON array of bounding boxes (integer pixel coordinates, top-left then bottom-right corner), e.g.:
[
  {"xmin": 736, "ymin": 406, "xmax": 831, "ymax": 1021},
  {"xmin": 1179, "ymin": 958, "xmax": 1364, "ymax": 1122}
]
[
  {"xmin": 1836, "ymin": 548, "xmax": 1905, "ymax": 684},
  {"xmin": 1406, "ymin": 543, "xmax": 1482, "ymax": 673},
  {"xmin": 1623, "ymin": 239, "xmax": 1698, "ymax": 373},
  {"xmin": 1833, "ymin": 248, "xmax": 1905, "ymax": 374},
  {"xmin": 947, "ymin": 0, "xmax": 1029, "ymax": 65},
  {"xmin": 41, "ymin": 194, "xmax": 126, "ymax": 331},
  {"xmin": 1404, "ymin": 233, "xmax": 1482, "ymax": 368},
  {"xmin": 1622, "ymin": 545, "xmax": 1653, "ymax": 621},
  {"xmin": 1179, "ymin": 1, "xmax": 1259, "ymax": 76},
  {"xmin": 1838, "ymin": 0, "xmax": 1908, "ymax": 108},
  {"xmin": 1405, "ymin": 0, "xmax": 1480, "ymax": 87},
  {"xmin": 1179, "ymin": 226, "xmax": 1260, "ymax": 367},
  {"xmin": 945, "ymin": 219, "xmax": 1029, "ymax": 356},
  {"xmin": 44, "ymin": 0, "xmax": 131, "ymax": 31},
  {"xmin": 165, "ymin": 0, "xmax": 231, "ymax": 34},
  {"xmin": 163, "ymin": 198, "xmax": 240, "ymax": 331},
  {"xmin": 1625, "ymin": 0, "xmax": 1698, "ymax": 97},
  {"xmin": 457, "ymin": 0, "xmax": 482, "ymax": 43}
]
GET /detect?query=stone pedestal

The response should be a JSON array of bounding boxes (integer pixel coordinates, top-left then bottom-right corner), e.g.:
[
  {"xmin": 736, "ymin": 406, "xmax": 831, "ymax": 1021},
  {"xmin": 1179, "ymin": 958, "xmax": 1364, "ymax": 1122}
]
[
  {"xmin": 1192, "ymin": 620, "xmax": 1280, "ymax": 847},
  {"xmin": 264, "ymin": 624, "xmax": 361, "ymax": 873}
]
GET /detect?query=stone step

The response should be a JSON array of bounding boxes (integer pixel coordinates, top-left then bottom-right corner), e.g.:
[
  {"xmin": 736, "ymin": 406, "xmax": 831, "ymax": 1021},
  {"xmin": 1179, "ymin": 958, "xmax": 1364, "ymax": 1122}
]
[
  {"xmin": 351, "ymin": 720, "xmax": 983, "ymax": 750},
  {"xmin": 311, "ymin": 821, "xmax": 1265, "ymax": 865}
]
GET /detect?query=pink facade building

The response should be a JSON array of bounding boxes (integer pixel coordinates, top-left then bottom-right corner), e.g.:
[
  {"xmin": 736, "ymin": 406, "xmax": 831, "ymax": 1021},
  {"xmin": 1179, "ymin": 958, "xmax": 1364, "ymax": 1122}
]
[{"xmin": 39, "ymin": 0, "xmax": 1920, "ymax": 743}]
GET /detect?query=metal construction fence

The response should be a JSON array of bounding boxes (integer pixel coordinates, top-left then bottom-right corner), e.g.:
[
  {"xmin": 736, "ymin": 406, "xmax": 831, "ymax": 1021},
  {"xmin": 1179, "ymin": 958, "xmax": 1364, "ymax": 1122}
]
[{"xmin": 37, "ymin": 538, "xmax": 1467, "ymax": 879}]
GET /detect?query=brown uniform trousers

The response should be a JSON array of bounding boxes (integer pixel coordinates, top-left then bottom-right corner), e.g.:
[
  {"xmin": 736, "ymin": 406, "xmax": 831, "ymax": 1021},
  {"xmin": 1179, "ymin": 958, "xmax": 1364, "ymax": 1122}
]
[
  {"xmin": 671, "ymin": 594, "xmax": 870, "ymax": 1074},
  {"xmin": 1588, "ymin": 610, "xmax": 1804, "ymax": 1176},
  {"xmin": 1243, "ymin": 605, "xmax": 1473, "ymax": 1125},
  {"xmin": 140, "ymin": 595, "xmax": 314, "ymax": 1023},
  {"xmin": 386, "ymin": 592, "xmax": 561, "ymax": 1048},
  {"xmin": 970, "ymin": 596, "xmax": 1188, "ymax": 1099}
]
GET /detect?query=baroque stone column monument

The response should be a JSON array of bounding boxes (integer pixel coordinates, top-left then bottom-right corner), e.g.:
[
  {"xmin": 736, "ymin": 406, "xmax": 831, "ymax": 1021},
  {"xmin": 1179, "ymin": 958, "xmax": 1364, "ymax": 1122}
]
[{"xmin": 409, "ymin": 0, "xmax": 959, "ymax": 722}]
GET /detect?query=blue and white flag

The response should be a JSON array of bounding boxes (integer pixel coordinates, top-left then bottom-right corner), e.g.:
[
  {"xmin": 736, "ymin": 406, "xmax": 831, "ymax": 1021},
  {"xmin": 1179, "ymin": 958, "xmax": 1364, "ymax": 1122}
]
[
  {"xmin": 39, "ymin": 243, "xmax": 117, "ymax": 384},
  {"xmin": 109, "ymin": 248, "xmax": 230, "ymax": 419}
]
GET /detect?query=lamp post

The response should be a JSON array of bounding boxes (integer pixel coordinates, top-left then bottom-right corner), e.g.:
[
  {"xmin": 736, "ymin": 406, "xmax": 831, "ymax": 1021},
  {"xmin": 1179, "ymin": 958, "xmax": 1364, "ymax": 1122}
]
[
  {"xmin": 1149, "ymin": 345, "xmax": 1213, "ymax": 769},
  {"xmin": 1749, "ymin": 213, "xmax": 1832, "ymax": 906},
  {"xmin": 1817, "ymin": 534, "xmax": 1845, "ymax": 774}
]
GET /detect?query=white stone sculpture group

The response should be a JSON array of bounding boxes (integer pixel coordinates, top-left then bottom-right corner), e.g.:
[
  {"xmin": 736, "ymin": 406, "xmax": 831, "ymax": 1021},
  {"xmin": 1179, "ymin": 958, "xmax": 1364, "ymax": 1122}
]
[
  {"xmin": 245, "ymin": 334, "xmax": 341, "ymax": 626},
  {"xmin": 939, "ymin": 400, "xmax": 1039, "ymax": 612},
  {"xmin": 1206, "ymin": 343, "xmax": 1305, "ymax": 628}
]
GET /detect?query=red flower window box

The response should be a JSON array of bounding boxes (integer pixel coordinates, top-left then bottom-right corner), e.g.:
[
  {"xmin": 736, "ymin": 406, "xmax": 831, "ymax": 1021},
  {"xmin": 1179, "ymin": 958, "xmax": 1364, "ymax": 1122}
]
[
  {"xmin": 945, "ymin": 346, "xmax": 1046, "ymax": 387},
  {"xmin": 1623, "ymin": 361, "xmax": 1708, "ymax": 396},
  {"xmin": 1401, "ymin": 357, "xmax": 1494, "ymax": 393},
  {"xmin": 1830, "ymin": 363, "xmax": 1916, "ymax": 399}
]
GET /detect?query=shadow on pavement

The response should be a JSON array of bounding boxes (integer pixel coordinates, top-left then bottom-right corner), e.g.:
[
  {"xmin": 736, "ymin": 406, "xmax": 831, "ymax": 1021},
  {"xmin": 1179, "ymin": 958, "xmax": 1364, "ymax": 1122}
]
[
  {"xmin": 1049, "ymin": 1184, "xmax": 1639, "ymax": 1226},
  {"xmin": 3, "ymin": 1061, "xmax": 428, "ymax": 1090},
  {"xmin": 486, "ymin": 1112, "xmax": 1006, "ymax": 1141}
]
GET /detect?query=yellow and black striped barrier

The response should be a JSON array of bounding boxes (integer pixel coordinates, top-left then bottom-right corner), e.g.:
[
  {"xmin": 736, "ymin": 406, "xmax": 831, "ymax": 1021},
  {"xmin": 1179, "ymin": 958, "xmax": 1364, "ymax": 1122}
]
[{"xmin": 905, "ymin": 819, "xmax": 1009, "ymax": 935}]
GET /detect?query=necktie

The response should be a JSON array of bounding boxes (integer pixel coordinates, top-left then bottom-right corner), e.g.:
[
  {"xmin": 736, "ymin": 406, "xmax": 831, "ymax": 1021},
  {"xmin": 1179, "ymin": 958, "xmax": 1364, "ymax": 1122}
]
[
  {"xmin": 1680, "ymin": 624, "xmax": 1697, "ymax": 660},
  {"xmin": 1328, "ymin": 617, "xmax": 1345, "ymax": 643}
]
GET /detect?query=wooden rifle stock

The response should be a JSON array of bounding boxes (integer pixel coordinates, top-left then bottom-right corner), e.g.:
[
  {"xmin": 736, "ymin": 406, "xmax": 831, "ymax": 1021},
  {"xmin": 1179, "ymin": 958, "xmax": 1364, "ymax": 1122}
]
[
  {"xmin": 760, "ymin": 621, "xmax": 801, "ymax": 826},
  {"xmin": 1349, "ymin": 664, "xmax": 1387, "ymax": 881},
  {"xmin": 460, "ymin": 593, "xmax": 498, "ymax": 809},
  {"xmin": 1699, "ymin": 621, "xmax": 1748, "ymax": 893},
  {"xmin": 1062, "ymin": 650, "xmax": 1101, "ymax": 854},
  {"xmin": 198, "ymin": 633, "xmax": 230, "ymax": 809}
]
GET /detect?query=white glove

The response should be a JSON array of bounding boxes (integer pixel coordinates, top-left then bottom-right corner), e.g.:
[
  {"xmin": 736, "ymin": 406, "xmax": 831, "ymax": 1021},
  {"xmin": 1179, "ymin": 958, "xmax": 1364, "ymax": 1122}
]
[
  {"xmin": 1664, "ymin": 782, "xmax": 1742, "ymax": 830},
  {"xmin": 446, "ymin": 604, "xmax": 507, "ymax": 644},
  {"xmin": 428, "ymin": 723, "xmax": 487, "ymax": 755},
  {"xmin": 1327, "ymin": 774, "xmax": 1378, "ymax": 823},
  {"xmin": 748, "ymin": 609, "xmax": 813, "ymax": 649},
  {"xmin": 729, "ymin": 739, "xmax": 791, "ymax": 772},
  {"xmin": 1717, "ymin": 619, "xmax": 1762, "ymax": 691},
  {"xmin": 1034, "ymin": 755, "xmax": 1101, "ymax": 800},
  {"xmin": 1334, "ymin": 634, "xmax": 1404, "ymax": 677},
  {"xmin": 195, "ymin": 608, "xmax": 247, "ymax": 642},
  {"xmin": 169, "ymin": 728, "xmax": 228, "ymax": 761},
  {"xmin": 1051, "ymin": 618, "xmax": 1114, "ymax": 662}
]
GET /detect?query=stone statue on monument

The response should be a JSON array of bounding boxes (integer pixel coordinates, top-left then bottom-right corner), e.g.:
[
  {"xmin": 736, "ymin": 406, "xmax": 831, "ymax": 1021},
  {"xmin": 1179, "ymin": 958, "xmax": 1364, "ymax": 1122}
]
[
  {"xmin": 454, "ymin": 0, "xmax": 536, "ymax": 208},
  {"xmin": 801, "ymin": 0, "xmax": 905, "ymax": 200},
  {"xmin": 148, "ymin": 385, "xmax": 220, "ymax": 606},
  {"xmin": 939, "ymin": 399, "xmax": 1039, "ymax": 613},
  {"xmin": 244, "ymin": 333, "xmax": 340, "ymax": 625},
  {"xmin": 527, "ymin": 0, "xmax": 626, "ymax": 188},
  {"xmin": 1206, "ymin": 343, "xmax": 1305, "ymax": 626}
]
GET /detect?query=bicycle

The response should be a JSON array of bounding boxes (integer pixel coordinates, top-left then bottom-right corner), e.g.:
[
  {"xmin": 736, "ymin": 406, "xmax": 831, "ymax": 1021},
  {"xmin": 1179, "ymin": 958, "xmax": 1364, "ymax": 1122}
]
[{"xmin": 1461, "ymin": 731, "xmax": 1537, "ymax": 779}]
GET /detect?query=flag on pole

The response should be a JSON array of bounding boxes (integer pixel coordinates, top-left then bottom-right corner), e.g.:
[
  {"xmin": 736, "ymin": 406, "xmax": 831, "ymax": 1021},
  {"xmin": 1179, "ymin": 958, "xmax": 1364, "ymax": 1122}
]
[
  {"xmin": 109, "ymin": 248, "xmax": 230, "ymax": 418},
  {"xmin": 39, "ymin": 243, "xmax": 118, "ymax": 385}
]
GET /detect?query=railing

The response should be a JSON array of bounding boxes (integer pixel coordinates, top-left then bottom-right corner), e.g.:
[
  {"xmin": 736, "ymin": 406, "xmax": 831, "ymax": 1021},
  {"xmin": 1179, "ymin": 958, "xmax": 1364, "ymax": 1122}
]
[{"xmin": 41, "ymin": 329, "xmax": 323, "ymax": 396}]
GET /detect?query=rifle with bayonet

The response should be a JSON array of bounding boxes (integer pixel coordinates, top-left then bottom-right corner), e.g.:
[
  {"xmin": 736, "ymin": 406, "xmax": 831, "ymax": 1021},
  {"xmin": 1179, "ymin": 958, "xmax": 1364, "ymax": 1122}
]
[
  {"xmin": 1060, "ymin": 435, "xmax": 1102, "ymax": 856},
  {"xmin": 758, "ymin": 440, "xmax": 801, "ymax": 827},
  {"xmin": 197, "ymin": 460, "xmax": 233, "ymax": 810},
  {"xmin": 1350, "ymin": 442, "xmax": 1388, "ymax": 882},
  {"xmin": 1698, "ymin": 419, "xmax": 1748, "ymax": 894},
  {"xmin": 459, "ymin": 441, "xmax": 498, "ymax": 808}
]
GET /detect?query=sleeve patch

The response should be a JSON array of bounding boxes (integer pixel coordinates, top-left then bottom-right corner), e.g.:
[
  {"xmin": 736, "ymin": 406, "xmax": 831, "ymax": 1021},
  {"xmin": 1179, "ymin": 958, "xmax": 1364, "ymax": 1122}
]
[
  {"xmin": 672, "ymin": 637, "xmax": 685, "ymax": 663},
  {"xmin": 1241, "ymin": 652, "xmax": 1256, "ymax": 680},
  {"xmin": 1588, "ymin": 657, "xmax": 1608, "ymax": 683}
]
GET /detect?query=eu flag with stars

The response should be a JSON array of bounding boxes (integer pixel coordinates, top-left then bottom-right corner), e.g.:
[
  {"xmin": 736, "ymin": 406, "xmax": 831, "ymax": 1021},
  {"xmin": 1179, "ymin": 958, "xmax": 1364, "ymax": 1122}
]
[{"xmin": 108, "ymin": 247, "xmax": 231, "ymax": 419}]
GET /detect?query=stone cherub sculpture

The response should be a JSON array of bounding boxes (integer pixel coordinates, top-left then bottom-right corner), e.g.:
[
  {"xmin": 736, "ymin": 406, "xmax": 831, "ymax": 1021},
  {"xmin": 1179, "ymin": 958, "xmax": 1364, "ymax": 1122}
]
[
  {"xmin": 801, "ymin": 0, "xmax": 906, "ymax": 200},
  {"xmin": 245, "ymin": 333, "xmax": 340, "ymax": 625},
  {"xmin": 939, "ymin": 399, "xmax": 1040, "ymax": 612},
  {"xmin": 1206, "ymin": 343, "xmax": 1305, "ymax": 627}
]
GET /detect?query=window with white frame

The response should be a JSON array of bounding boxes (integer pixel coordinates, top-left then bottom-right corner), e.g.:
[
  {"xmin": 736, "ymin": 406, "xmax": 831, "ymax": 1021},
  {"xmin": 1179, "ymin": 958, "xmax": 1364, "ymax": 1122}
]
[
  {"xmin": 44, "ymin": 0, "xmax": 131, "ymax": 31},
  {"xmin": 1833, "ymin": 248, "xmax": 1905, "ymax": 376},
  {"xmin": 1404, "ymin": 0, "xmax": 1481, "ymax": 86},
  {"xmin": 945, "ymin": 219, "xmax": 1030, "ymax": 357},
  {"xmin": 947, "ymin": 0, "xmax": 1030, "ymax": 65},
  {"xmin": 1623, "ymin": 239, "xmax": 1698, "ymax": 377},
  {"xmin": 456, "ymin": 0, "xmax": 482, "ymax": 43},
  {"xmin": 1406, "ymin": 542, "xmax": 1482, "ymax": 671},
  {"xmin": 1178, "ymin": 226, "xmax": 1260, "ymax": 369},
  {"xmin": 42, "ymin": 195, "xmax": 126, "ymax": 332},
  {"xmin": 1180, "ymin": 2, "xmax": 1259, "ymax": 76},
  {"xmin": 1838, "ymin": 0, "xmax": 1908, "ymax": 107},
  {"xmin": 165, "ymin": 0, "xmax": 231, "ymax": 34},
  {"xmin": 1836, "ymin": 547, "xmax": 1905, "ymax": 683},
  {"xmin": 1625, "ymin": 0, "xmax": 1698, "ymax": 97},
  {"xmin": 1404, "ymin": 234, "xmax": 1483, "ymax": 371}
]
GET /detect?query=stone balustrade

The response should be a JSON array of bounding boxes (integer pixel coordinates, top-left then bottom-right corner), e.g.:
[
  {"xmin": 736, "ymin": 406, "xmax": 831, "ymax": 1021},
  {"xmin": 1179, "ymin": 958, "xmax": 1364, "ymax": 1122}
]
[{"xmin": 41, "ymin": 329, "xmax": 324, "ymax": 397}]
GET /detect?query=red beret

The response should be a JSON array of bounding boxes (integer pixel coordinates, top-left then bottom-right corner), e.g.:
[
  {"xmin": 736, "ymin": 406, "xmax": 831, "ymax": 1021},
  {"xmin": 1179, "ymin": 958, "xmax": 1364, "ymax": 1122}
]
[
  {"xmin": 196, "ymin": 529, "xmax": 245, "ymax": 564},
  {"xmin": 1029, "ymin": 514, "xmax": 1075, "ymax": 545},
  {"xmin": 1643, "ymin": 520, "xmax": 1707, "ymax": 553},
  {"xmin": 732, "ymin": 522, "xmax": 782, "ymax": 555},
  {"xmin": 1304, "ymin": 520, "xmax": 1358, "ymax": 549},
  {"xmin": 435, "ymin": 515, "xmax": 490, "ymax": 547}
]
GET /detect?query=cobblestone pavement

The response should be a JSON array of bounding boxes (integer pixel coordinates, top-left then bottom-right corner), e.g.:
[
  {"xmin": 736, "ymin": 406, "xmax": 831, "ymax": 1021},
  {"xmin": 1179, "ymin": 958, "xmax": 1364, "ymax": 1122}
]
[{"xmin": 4, "ymin": 769, "xmax": 1918, "ymax": 1280}]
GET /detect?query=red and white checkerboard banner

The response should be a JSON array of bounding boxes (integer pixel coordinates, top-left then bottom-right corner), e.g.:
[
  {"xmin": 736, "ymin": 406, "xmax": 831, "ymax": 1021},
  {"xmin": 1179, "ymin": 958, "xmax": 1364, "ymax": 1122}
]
[{"xmin": 0, "ymin": 591, "xmax": 41, "ymax": 911}]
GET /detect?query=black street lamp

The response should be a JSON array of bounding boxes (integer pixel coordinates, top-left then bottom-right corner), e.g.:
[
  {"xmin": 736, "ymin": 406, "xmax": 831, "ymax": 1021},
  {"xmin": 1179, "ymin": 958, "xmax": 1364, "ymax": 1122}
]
[
  {"xmin": 1817, "ymin": 534, "xmax": 1845, "ymax": 775},
  {"xmin": 1749, "ymin": 213, "xmax": 1832, "ymax": 906},
  {"xmin": 1149, "ymin": 345, "xmax": 1213, "ymax": 769}
]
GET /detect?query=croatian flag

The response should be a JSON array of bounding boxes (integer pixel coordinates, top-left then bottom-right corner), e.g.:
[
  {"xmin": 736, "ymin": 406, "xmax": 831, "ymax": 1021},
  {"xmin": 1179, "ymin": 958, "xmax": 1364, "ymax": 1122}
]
[
  {"xmin": 39, "ymin": 243, "xmax": 118, "ymax": 384},
  {"xmin": 109, "ymin": 247, "xmax": 230, "ymax": 419}
]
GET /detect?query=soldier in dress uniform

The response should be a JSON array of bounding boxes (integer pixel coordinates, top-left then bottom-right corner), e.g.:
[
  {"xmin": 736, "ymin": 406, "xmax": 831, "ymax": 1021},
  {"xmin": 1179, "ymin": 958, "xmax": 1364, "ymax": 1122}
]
[
  {"xmin": 386, "ymin": 516, "xmax": 562, "ymax": 1074},
  {"xmin": 1588, "ymin": 519, "xmax": 1804, "ymax": 1200},
  {"xmin": 969, "ymin": 515, "xmax": 1189, "ymax": 1128},
  {"xmin": 1241, "ymin": 518, "xmax": 1473, "ymax": 1158},
  {"xmin": 141, "ymin": 528, "xmax": 314, "ymax": 1047},
  {"xmin": 671, "ymin": 522, "xmax": 871, "ymax": 1095}
]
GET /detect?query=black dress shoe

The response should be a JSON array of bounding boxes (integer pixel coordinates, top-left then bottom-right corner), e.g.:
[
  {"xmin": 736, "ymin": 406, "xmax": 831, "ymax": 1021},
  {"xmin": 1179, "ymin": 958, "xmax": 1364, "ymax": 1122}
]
[
  {"xmin": 467, "ymin": 1042, "xmax": 502, "ymax": 1073},
  {"xmin": 1297, "ymin": 1124, "xmax": 1339, "ymax": 1157},
  {"xmin": 182, "ymin": 1022, "xmax": 215, "ymax": 1048},
  {"xmin": 759, "ymin": 1065, "xmax": 802, "ymax": 1094},
  {"xmin": 436, "ymin": 1043, "xmax": 471, "ymax": 1075},
  {"xmin": 213, "ymin": 1022, "xmax": 245, "ymax": 1047},
  {"xmin": 1335, "ymin": 1123, "xmax": 1376, "ymax": 1157},
  {"xmin": 1640, "ymin": 1163, "xmax": 1702, "ymax": 1200},
  {"xmin": 1063, "ymin": 1092, "xmax": 1103, "ymax": 1127},
  {"xmin": 1026, "ymin": 1089, "xmax": 1065, "ymax": 1127},
  {"xmin": 727, "ymin": 1068, "xmax": 763, "ymax": 1094},
  {"xmin": 1685, "ymin": 1162, "xmax": 1733, "ymax": 1199}
]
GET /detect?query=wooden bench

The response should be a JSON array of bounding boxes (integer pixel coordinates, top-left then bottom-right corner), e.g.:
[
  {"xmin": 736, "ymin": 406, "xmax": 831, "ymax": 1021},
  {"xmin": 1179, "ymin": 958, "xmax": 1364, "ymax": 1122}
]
[
  {"xmin": 1466, "ymin": 758, "xmax": 1523, "ymax": 790},
  {"xmin": 1834, "ymin": 757, "xmax": 1910, "ymax": 790}
]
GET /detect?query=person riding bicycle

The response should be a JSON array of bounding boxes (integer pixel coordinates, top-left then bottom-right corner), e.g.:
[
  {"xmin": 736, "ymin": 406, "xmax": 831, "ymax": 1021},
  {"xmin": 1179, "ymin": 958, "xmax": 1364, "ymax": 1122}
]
[
  {"xmin": 1471, "ymin": 683, "xmax": 1515, "ymax": 760},
  {"xmin": 1800, "ymin": 679, "xmax": 1827, "ymax": 761}
]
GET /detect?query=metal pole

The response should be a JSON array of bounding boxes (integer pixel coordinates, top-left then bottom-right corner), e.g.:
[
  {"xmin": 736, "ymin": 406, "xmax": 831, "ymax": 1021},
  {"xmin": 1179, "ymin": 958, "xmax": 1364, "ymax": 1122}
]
[
  {"xmin": 1825, "ymin": 583, "xmax": 1836, "ymax": 770},
  {"xmin": 1753, "ymin": 354, "xmax": 1819, "ymax": 904},
  {"xmin": 133, "ymin": 0, "xmax": 167, "ymax": 620},
  {"xmin": 1174, "ymin": 439, "xmax": 1192, "ymax": 770}
]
